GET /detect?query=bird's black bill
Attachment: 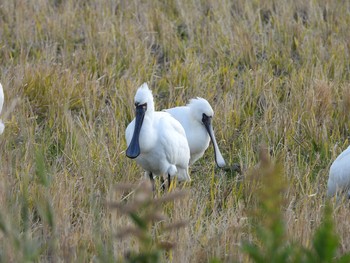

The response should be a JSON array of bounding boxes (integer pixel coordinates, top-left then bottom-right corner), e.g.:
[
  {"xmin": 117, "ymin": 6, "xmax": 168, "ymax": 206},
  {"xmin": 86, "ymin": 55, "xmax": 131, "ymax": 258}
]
[
  {"xmin": 126, "ymin": 104, "xmax": 146, "ymax": 159},
  {"xmin": 202, "ymin": 113, "xmax": 226, "ymax": 168}
]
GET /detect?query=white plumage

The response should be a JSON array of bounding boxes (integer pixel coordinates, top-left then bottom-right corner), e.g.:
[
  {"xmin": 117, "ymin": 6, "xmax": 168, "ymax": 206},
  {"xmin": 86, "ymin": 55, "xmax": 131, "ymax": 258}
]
[
  {"xmin": 327, "ymin": 145, "xmax": 350, "ymax": 198},
  {"xmin": 0, "ymin": 83, "xmax": 4, "ymax": 134},
  {"xmin": 165, "ymin": 98, "xmax": 226, "ymax": 167},
  {"xmin": 125, "ymin": 83, "xmax": 191, "ymax": 185}
]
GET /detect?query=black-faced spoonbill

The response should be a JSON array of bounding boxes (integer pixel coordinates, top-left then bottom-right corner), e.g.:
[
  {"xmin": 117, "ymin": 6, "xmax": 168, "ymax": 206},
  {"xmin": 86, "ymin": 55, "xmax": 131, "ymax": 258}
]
[
  {"xmin": 327, "ymin": 146, "xmax": 350, "ymax": 198},
  {"xmin": 0, "ymin": 83, "xmax": 4, "ymax": 134},
  {"xmin": 165, "ymin": 98, "xmax": 226, "ymax": 168},
  {"xmin": 125, "ymin": 83, "xmax": 191, "ymax": 189}
]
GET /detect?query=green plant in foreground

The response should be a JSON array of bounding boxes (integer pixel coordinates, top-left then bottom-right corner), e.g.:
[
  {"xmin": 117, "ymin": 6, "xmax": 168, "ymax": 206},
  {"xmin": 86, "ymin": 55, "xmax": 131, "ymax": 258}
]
[
  {"xmin": 0, "ymin": 147, "xmax": 56, "ymax": 262},
  {"xmin": 300, "ymin": 203, "xmax": 350, "ymax": 263},
  {"xmin": 243, "ymin": 149, "xmax": 292, "ymax": 263},
  {"xmin": 242, "ymin": 149, "xmax": 350, "ymax": 263},
  {"xmin": 109, "ymin": 181, "xmax": 188, "ymax": 263}
]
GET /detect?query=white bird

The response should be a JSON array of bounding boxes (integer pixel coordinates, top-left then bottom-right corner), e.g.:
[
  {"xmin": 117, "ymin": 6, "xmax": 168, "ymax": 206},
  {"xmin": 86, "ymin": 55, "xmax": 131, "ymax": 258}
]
[
  {"xmin": 165, "ymin": 98, "xmax": 226, "ymax": 167},
  {"xmin": 327, "ymin": 145, "xmax": 350, "ymax": 198},
  {"xmin": 125, "ymin": 83, "xmax": 191, "ymax": 188},
  {"xmin": 0, "ymin": 83, "xmax": 4, "ymax": 134}
]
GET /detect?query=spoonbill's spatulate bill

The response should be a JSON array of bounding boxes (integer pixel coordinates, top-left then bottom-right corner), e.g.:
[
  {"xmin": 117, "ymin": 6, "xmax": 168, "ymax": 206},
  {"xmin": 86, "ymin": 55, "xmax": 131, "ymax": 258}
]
[
  {"xmin": 125, "ymin": 83, "xmax": 191, "ymax": 187},
  {"xmin": 0, "ymin": 83, "xmax": 4, "ymax": 134},
  {"xmin": 327, "ymin": 146, "xmax": 350, "ymax": 198},
  {"xmin": 165, "ymin": 98, "xmax": 226, "ymax": 168}
]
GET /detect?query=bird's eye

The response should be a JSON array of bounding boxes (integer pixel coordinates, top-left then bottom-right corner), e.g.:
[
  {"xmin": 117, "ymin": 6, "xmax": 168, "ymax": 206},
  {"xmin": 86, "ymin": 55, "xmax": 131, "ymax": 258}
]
[
  {"xmin": 135, "ymin": 102, "xmax": 147, "ymax": 110},
  {"xmin": 202, "ymin": 113, "xmax": 207, "ymax": 122}
]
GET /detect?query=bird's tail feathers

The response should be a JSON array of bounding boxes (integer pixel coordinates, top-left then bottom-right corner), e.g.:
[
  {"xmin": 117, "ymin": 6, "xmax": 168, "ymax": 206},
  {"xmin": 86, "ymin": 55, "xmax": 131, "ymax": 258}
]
[{"xmin": 176, "ymin": 167, "xmax": 191, "ymax": 182}]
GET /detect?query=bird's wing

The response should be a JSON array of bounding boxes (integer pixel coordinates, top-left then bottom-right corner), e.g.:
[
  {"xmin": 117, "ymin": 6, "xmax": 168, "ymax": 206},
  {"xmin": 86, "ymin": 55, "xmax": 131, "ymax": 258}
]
[
  {"xmin": 333, "ymin": 146, "xmax": 350, "ymax": 163},
  {"xmin": 0, "ymin": 83, "xmax": 4, "ymax": 114},
  {"xmin": 328, "ymin": 146, "xmax": 350, "ymax": 196},
  {"xmin": 158, "ymin": 112, "xmax": 190, "ymax": 167},
  {"xmin": 164, "ymin": 106, "xmax": 190, "ymax": 127}
]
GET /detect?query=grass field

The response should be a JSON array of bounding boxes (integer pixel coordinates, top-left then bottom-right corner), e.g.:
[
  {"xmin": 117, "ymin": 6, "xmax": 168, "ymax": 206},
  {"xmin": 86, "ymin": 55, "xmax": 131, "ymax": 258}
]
[{"xmin": 1, "ymin": 0, "xmax": 350, "ymax": 262}]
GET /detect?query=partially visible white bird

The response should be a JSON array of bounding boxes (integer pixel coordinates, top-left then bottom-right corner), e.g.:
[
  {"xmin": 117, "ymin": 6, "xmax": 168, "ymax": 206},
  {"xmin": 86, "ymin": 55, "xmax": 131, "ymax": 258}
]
[
  {"xmin": 0, "ymin": 83, "xmax": 4, "ymax": 134},
  {"xmin": 125, "ymin": 83, "xmax": 191, "ymax": 188},
  {"xmin": 165, "ymin": 98, "xmax": 226, "ymax": 168},
  {"xmin": 327, "ymin": 145, "xmax": 350, "ymax": 198}
]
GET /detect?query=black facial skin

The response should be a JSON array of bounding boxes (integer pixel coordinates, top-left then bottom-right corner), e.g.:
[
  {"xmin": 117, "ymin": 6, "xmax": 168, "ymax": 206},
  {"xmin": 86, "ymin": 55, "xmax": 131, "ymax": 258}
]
[
  {"xmin": 202, "ymin": 113, "xmax": 225, "ymax": 168},
  {"xmin": 126, "ymin": 103, "xmax": 147, "ymax": 159}
]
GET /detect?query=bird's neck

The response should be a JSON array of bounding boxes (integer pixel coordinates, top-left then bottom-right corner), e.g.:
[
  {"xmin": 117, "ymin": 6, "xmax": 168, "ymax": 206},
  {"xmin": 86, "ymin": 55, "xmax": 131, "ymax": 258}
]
[{"xmin": 144, "ymin": 108, "xmax": 154, "ymax": 122}]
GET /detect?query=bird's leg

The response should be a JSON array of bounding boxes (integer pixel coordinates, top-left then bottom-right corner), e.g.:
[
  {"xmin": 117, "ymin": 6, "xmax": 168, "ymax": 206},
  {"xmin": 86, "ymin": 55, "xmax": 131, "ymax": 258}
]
[
  {"xmin": 159, "ymin": 176, "xmax": 165, "ymax": 192},
  {"xmin": 168, "ymin": 174, "xmax": 171, "ymax": 190},
  {"xmin": 148, "ymin": 172, "xmax": 155, "ymax": 191}
]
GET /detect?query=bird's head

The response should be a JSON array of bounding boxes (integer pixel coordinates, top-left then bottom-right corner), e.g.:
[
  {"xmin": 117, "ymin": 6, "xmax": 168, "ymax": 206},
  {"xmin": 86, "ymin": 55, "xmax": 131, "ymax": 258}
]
[
  {"xmin": 134, "ymin": 83, "xmax": 154, "ymax": 114},
  {"xmin": 188, "ymin": 97, "xmax": 214, "ymax": 124},
  {"xmin": 189, "ymin": 97, "xmax": 226, "ymax": 168}
]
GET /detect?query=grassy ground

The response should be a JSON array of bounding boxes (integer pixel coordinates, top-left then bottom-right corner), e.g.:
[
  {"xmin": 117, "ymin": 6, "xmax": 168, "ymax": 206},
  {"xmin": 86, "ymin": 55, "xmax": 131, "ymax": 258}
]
[{"xmin": 1, "ymin": 0, "xmax": 350, "ymax": 262}]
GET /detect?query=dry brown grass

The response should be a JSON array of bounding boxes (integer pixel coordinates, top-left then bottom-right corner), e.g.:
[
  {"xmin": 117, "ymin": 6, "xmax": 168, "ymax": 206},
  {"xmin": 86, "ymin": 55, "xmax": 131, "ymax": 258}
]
[{"xmin": 1, "ymin": 0, "xmax": 350, "ymax": 262}]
